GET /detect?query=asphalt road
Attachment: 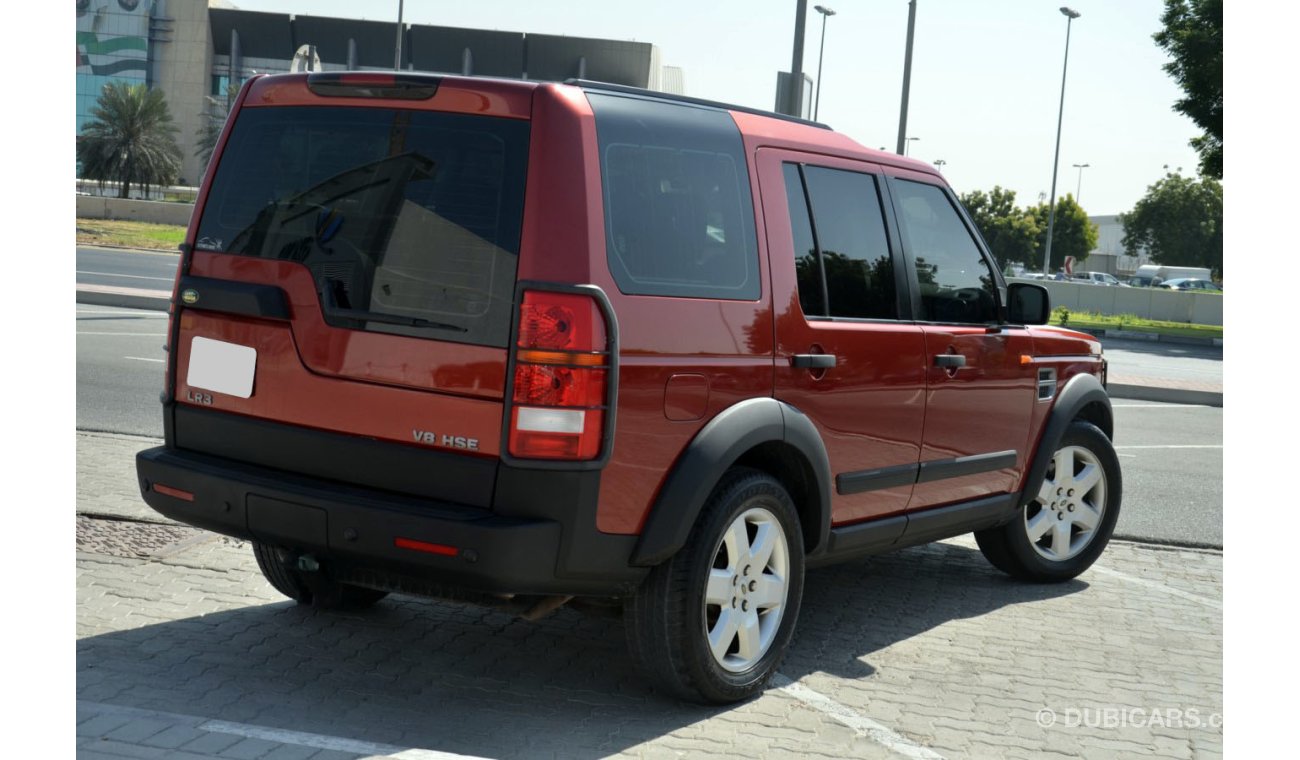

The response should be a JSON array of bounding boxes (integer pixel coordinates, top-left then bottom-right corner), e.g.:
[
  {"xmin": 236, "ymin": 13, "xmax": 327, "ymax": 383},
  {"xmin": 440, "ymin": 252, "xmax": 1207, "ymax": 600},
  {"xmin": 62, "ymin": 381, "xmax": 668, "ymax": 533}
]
[
  {"xmin": 76, "ymin": 304, "xmax": 167, "ymax": 438},
  {"xmin": 77, "ymin": 246, "xmax": 178, "ymax": 292},
  {"xmin": 1100, "ymin": 336, "xmax": 1223, "ymax": 386}
]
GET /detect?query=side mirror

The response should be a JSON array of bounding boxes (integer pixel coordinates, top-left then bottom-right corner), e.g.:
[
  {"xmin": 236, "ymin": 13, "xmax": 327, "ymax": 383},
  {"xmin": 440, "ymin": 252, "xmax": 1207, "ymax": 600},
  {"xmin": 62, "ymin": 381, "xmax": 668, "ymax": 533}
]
[{"xmin": 1007, "ymin": 282, "xmax": 1050, "ymax": 325}]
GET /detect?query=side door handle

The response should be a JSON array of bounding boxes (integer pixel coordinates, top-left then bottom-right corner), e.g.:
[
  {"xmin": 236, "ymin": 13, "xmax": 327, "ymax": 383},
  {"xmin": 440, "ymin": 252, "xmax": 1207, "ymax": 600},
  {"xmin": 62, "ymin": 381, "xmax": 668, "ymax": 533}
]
[
  {"xmin": 791, "ymin": 354, "xmax": 837, "ymax": 369},
  {"xmin": 933, "ymin": 354, "xmax": 966, "ymax": 368}
]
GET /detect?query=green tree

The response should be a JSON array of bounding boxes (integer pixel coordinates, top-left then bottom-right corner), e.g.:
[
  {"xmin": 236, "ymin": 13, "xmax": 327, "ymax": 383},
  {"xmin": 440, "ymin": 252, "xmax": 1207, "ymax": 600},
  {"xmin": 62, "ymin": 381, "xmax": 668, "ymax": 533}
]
[
  {"xmin": 195, "ymin": 82, "xmax": 240, "ymax": 171},
  {"xmin": 1154, "ymin": 0, "xmax": 1222, "ymax": 178},
  {"xmin": 77, "ymin": 82, "xmax": 183, "ymax": 198},
  {"xmin": 1120, "ymin": 172, "xmax": 1222, "ymax": 276},
  {"xmin": 958, "ymin": 186, "xmax": 1041, "ymax": 270},
  {"xmin": 1028, "ymin": 195, "xmax": 1098, "ymax": 273}
]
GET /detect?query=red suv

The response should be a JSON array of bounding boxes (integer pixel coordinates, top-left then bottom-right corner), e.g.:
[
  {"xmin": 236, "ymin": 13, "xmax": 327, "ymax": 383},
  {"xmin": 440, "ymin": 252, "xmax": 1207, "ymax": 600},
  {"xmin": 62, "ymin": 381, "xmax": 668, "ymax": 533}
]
[{"xmin": 137, "ymin": 72, "xmax": 1121, "ymax": 704}]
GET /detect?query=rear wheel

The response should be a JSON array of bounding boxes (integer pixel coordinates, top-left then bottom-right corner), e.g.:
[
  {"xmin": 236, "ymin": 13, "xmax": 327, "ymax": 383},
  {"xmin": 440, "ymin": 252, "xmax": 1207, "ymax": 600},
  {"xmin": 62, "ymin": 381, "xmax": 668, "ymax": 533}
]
[
  {"xmin": 624, "ymin": 468, "xmax": 804, "ymax": 704},
  {"xmin": 976, "ymin": 421, "xmax": 1121, "ymax": 582},
  {"xmin": 252, "ymin": 542, "xmax": 388, "ymax": 609}
]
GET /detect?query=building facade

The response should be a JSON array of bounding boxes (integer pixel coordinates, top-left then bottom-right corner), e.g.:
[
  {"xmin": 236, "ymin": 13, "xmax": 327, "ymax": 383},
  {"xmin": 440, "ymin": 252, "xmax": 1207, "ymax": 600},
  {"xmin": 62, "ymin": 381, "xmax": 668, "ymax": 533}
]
[{"xmin": 77, "ymin": 0, "xmax": 682, "ymax": 186}]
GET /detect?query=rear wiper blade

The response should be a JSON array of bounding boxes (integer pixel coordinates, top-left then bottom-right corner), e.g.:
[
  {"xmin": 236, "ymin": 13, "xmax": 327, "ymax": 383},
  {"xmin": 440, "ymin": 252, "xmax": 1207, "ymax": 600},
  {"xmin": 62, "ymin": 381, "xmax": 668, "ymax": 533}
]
[{"xmin": 320, "ymin": 284, "xmax": 467, "ymax": 333}]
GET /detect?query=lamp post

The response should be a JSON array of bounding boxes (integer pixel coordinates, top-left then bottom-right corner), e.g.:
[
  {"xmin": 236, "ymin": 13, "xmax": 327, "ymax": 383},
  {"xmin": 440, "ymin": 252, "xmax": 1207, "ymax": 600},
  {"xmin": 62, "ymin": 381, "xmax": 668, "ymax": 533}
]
[
  {"xmin": 905, "ymin": 136, "xmax": 920, "ymax": 156},
  {"xmin": 813, "ymin": 5, "xmax": 836, "ymax": 121},
  {"xmin": 1072, "ymin": 162, "xmax": 1090, "ymax": 203},
  {"xmin": 393, "ymin": 0, "xmax": 405, "ymax": 70},
  {"xmin": 896, "ymin": 0, "xmax": 919, "ymax": 154},
  {"xmin": 1041, "ymin": 6, "xmax": 1081, "ymax": 277},
  {"xmin": 933, "ymin": 158, "xmax": 947, "ymax": 171}
]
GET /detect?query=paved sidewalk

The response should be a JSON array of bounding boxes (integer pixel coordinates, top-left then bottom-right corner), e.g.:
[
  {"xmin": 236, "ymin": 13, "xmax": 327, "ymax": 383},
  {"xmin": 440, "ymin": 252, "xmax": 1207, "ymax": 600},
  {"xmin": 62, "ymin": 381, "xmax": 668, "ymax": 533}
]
[{"xmin": 76, "ymin": 434, "xmax": 1223, "ymax": 759}]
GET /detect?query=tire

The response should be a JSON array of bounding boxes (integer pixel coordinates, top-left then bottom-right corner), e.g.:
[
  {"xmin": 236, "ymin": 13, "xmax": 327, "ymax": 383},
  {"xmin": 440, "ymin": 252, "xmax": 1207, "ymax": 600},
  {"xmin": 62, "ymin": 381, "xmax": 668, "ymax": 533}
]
[
  {"xmin": 624, "ymin": 468, "xmax": 805, "ymax": 704},
  {"xmin": 252, "ymin": 542, "xmax": 388, "ymax": 609},
  {"xmin": 976, "ymin": 421, "xmax": 1122, "ymax": 582}
]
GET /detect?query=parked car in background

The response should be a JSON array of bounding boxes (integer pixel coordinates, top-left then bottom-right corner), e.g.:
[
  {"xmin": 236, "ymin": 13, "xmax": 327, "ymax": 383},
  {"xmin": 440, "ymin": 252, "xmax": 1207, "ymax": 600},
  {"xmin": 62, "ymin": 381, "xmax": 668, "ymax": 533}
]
[
  {"xmin": 1128, "ymin": 275, "xmax": 1159, "ymax": 287},
  {"xmin": 1131, "ymin": 264, "xmax": 1212, "ymax": 285},
  {"xmin": 1158, "ymin": 278, "xmax": 1221, "ymax": 292},
  {"xmin": 1071, "ymin": 271, "xmax": 1127, "ymax": 287}
]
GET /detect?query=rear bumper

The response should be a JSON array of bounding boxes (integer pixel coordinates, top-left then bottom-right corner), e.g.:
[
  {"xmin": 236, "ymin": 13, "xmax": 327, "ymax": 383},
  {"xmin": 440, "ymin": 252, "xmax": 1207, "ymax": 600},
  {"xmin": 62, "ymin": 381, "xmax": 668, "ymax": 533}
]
[{"xmin": 136, "ymin": 445, "xmax": 646, "ymax": 596}]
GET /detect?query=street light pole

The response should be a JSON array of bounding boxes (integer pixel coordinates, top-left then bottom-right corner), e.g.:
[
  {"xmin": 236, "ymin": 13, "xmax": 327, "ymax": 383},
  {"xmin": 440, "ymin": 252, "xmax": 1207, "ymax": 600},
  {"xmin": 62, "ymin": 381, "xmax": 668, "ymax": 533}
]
[
  {"xmin": 393, "ymin": 0, "xmax": 405, "ymax": 70},
  {"xmin": 1042, "ymin": 7, "xmax": 1081, "ymax": 277},
  {"xmin": 1072, "ymin": 162, "xmax": 1090, "ymax": 204},
  {"xmin": 905, "ymin": 136, "xmax": 919, "ymax": 156},
  {"xmin": 813, "ymin": 5, "xmax": 836, "ymax": 121},
  {"xmin": 933, "ymin": 159, "xmax": 947, "ymax": 171},
  {"xmin": 896, "ymin": 0, "xmax": 918, "ymax": 154}
]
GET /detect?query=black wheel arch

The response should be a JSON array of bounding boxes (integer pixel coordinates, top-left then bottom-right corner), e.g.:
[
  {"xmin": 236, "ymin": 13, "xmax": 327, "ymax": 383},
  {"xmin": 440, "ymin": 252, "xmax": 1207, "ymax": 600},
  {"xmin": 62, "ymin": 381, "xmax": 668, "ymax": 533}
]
[
  {"xmin": 1019, "ymin": 372, "xmax": 1114, "ymax": 509},
  {"xmin": 628, "ymin": 398, "xmax": 832, "ymax": 567}
]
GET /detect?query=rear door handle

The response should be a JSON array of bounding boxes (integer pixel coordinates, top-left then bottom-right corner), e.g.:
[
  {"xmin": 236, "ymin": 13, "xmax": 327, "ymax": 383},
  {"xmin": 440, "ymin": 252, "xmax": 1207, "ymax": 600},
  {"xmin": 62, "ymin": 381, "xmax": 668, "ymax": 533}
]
[
  {"xmin": 933, "ymin": 354, "xmax": 966, "ymax": 368},
  {"xmin": 791, "ymin": 354, "xmax": 837, "ymax": 369}
]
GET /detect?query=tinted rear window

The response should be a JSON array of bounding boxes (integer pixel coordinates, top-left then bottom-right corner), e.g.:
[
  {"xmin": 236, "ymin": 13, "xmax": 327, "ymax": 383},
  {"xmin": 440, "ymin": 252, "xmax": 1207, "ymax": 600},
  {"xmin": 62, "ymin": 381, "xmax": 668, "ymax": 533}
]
[
  {"xmin": 195, "ymin": 106, "xmax": 529, "ymax": 347},
  {"xmin": 588, "ymin": 93, "xmax": 760, "ymax": 300}
]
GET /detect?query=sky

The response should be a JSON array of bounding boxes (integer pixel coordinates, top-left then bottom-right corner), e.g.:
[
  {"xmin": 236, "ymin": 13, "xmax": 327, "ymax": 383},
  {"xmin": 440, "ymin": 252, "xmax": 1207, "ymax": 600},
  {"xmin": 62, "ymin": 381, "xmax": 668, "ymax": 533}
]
[{"xmin": 227, "ymin": 0, "xmax": 1204, "ymax": 217}]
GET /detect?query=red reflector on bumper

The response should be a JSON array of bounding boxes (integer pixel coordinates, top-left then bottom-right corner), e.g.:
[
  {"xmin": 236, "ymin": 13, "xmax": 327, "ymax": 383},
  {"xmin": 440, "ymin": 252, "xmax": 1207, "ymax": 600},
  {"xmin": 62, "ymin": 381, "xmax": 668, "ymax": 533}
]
[
  {"xmin": 152, "ymin": 483, "xmax": 194, "ymax": 502},
  {"xmin": 394, "ymin": 537, "xmax": 460, "ymax": 557}
]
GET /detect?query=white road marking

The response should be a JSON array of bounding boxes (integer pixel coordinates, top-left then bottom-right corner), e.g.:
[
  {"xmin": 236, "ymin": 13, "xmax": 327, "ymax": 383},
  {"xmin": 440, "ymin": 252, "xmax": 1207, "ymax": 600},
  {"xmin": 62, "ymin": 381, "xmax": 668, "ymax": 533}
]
[
  {"xmin": 77, "ymin": 269, "xmax": 175, "ymax": 282},
  {"xmin": 772, "ymin": 674, "xmax": 946, "ymax": 759},
  {"xmin": 124, "ymin": 356, "xmax": 165, "ymax": 363},
  {"xmin": 1112, "ymin": 403, "xmax": 1205, "ymax": 409},
  {"xmin": 199, "ymin": 719, "xmax": 492, "ymax": 759},
  {"xmin": 76, "ymin": 309, "xmax": 167, "ymax": 316},
  {"xmin": 75, "ymin": 702, "xmax": 493, "ymax": 760},
  {"xmin": 1088, "ymin": 565, "xmax": 1222, "ymax": 610},
  {"xmin": 1113, "ymin": 445, "xmax": 1222, "ymax": 450}
]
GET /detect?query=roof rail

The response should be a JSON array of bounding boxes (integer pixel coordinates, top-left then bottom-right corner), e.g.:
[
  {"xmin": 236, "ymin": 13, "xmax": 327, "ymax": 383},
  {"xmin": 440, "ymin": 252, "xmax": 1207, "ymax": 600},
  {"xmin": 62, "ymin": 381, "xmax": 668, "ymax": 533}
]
[{"xmin": 564, "ymin": 79, "xmax": 832, "ymax": 130}]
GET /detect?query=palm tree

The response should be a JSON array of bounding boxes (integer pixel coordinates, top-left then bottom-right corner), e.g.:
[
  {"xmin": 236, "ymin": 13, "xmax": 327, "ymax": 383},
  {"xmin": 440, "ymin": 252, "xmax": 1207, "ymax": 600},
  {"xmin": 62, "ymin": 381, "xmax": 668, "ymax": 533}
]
[{"xmin": 77, "ymin": 82, "xmax": 183, "ymax": 199}]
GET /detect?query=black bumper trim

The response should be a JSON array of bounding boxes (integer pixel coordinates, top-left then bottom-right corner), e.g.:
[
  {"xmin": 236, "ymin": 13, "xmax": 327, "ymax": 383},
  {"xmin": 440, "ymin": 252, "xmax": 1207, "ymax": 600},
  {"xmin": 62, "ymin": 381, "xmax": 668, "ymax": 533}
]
[{"xmin": 137, "ymin": 446, "xmax": 645, "ymax": 596}]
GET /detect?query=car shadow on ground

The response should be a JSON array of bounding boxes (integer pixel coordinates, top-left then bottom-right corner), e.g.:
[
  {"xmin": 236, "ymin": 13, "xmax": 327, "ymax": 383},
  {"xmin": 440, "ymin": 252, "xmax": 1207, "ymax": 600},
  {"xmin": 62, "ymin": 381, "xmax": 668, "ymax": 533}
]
[{"xmin": 77, "ymin": 540, "xmax": 1085, "ymax": 759}]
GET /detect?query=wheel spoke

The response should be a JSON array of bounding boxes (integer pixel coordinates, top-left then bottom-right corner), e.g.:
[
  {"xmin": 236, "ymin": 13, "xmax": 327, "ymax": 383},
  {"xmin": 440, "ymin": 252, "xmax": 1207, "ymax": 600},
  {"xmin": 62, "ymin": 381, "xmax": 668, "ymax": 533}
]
[
  {"xmin": 1050, "ymin": 521, "xmax": 1072, "ymax": 556},
  {"xmin": 709, "ymin": 608, "xmax": 739, "ymax": 662},
  {"xmin": 1073, "ymin": 463, "xmax": 1103, "ymax": 495},
  {"xmin": 748, "ymin": 522, "xmax": 777, "ymax": 571},
  {"xmin": 705, "ymin": 569, "xmax": 733, "ymax": 606},
  {"xmin": 1074, "ymin": 503, "xmax": 1102, "ymax": 531},
  {"xmin": 722, "ymin": 519, "xmax": 750, "ymax": 572},
  {"xmin": 735, "ymin": 610, "xmax": 761, "ymax": 661},
  {"xmin": 1037, "ymin": 476, "xmax": 1058, "ymax": 504},
  {"xmin": 751, "ymin": 574, "xmax": 785, "ymax": 608},
  {"xmin": 1054, "ymin": 447, "xmax": 1076, "ymax": 480},
  {"xmin": 1026, "ymin": 510, "xmax": 1054, "ymax": 542}
]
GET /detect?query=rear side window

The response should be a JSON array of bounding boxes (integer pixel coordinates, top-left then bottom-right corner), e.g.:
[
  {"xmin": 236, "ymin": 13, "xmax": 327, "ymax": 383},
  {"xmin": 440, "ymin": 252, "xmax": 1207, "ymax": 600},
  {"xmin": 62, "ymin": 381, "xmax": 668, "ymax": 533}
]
[
  {"xmin": 588, "ymin": 93, "xmax": 760, "ymax": 300},
  {"xmin": 194, "ymin": 106, "xmax": 529, "ymax": 347},
  {"xmin": 784, "ymin": 163, "xmax": 898, "ymax": 320}
]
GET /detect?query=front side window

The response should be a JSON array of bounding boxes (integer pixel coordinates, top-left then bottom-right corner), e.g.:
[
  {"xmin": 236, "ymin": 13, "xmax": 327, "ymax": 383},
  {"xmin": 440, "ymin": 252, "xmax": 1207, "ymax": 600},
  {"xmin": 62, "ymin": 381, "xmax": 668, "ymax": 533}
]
[
  {"xmin": 892, "ymin": 180, "xmax": 999, "ymax": 324},
  {"xmin": 195, "ymin": 106, "xmax": 530, "ymax": 347},
  {"xmin": 784, "ymin": 163, "xmax": 897, "ymax": 320},
  {"xmin": 590, "ymin": 93, "xmax": 760, "ymax": 300}
]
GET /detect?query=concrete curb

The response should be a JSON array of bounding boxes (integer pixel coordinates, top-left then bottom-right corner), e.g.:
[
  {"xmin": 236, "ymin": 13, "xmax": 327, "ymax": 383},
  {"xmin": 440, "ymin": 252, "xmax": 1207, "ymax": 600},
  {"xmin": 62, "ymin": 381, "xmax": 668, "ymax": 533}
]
[
  {"xmin": 77, "ymin": 285, "xmax": 170, "ymax": 312},
  {"xmin": 1072, "ymin": 326, "xmax": 1223, "ymax": 347},
  {"xmin": 1107, "ymin": 382, "xmax": 1222, "ymax": 407}
]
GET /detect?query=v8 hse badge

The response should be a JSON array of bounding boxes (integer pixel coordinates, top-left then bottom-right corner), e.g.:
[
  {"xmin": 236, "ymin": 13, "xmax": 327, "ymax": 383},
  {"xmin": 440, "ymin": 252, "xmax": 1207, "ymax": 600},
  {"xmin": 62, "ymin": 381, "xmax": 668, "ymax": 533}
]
[{"xmin": 413, "ymin": 429, "xmax": 479, "ymax": 451}]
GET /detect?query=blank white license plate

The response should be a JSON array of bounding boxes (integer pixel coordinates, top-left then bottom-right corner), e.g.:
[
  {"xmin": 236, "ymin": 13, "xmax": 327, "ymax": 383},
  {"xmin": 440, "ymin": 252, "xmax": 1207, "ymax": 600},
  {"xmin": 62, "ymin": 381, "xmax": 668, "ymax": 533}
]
[{"xmin": 186, "ymin": 337, "xmax": 256, "ymax": 399}]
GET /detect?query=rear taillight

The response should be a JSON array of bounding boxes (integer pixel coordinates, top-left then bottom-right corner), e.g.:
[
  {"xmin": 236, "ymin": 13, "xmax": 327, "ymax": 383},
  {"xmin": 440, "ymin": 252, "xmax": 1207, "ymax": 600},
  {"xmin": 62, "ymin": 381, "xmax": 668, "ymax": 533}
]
[{"xmin": 508, "ymin": 290, "xmax": 611, "ymax": 461}]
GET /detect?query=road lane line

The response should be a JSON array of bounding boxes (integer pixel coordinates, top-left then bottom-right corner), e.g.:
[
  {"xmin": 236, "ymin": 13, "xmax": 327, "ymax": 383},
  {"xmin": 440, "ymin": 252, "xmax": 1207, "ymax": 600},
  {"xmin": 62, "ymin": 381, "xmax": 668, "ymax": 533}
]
[
  {"xmin": 77, "ymin": 269, "xmax": 175, "ymax": 282},
  {"xmin": 124, "ymin": 356, "xmax": 165, "ymax": 363},
  {"xmin": 772, "ymin": 674, "xmax": 946, "ymax": 759},
  {"xmin": 1112, "ymin": 403, "xmax": 1205, "ymax": 408},
  {"xmin": 1113, "ymin": 445, "xmax": 1222, "ymax": 450},
  {"xmin": 1089, "ymin": 566, "xmax": 1222, "ymax": 610}
]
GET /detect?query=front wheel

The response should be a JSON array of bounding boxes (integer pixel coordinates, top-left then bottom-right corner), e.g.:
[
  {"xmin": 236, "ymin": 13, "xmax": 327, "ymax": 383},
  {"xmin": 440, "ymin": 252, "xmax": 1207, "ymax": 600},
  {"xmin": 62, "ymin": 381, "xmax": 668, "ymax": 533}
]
[
  {"xmin": 976, "ymin": 421, "xmax": 1122, "ymax": 582},
  {"xmin": 624, "ymin": 468, "xmax": 805, "ymax": 704}
]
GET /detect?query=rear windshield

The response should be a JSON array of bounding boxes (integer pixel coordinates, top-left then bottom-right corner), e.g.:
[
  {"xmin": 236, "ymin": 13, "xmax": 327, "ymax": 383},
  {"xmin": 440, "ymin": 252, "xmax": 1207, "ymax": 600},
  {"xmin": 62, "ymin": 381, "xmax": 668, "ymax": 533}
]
[{"xmin": 195, "ymin": 106, "xmax": 530, "ymax": 347}]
